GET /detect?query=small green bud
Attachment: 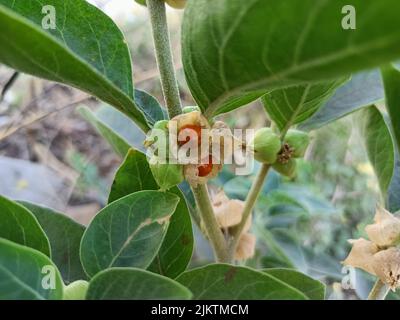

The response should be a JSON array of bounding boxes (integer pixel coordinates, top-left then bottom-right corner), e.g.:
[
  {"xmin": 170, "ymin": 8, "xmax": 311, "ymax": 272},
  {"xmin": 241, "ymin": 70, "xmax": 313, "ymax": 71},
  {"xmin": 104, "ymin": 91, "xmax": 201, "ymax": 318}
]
[
  {"xmin": 273, "ymin": 158, "xmax": 297, "ymax": 178},
  {"xmin": 149, "ymin": 156, "xmax": 184, "ymax": 191},
  {"xmin": 182, "ymin": 106, "xmax": 201, "ymax": 114},
  {"xmin": 251, "ymin": 128, "xmax": 281, "ymax": 164},
  {"xmin": 63, "ymin": 280, "xmax": 89, "ymax": 300},
  {"xmin": 285, "ymin": 130, "xmax": 310, "ymax": 158}
]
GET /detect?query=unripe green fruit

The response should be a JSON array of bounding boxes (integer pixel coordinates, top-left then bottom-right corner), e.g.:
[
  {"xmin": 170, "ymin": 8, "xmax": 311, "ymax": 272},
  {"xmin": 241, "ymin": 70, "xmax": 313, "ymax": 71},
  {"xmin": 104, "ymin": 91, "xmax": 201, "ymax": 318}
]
[
  {"xmin": 63, "ymin": 280, "xmax": 89, "ymax": 300},
  {"xmin": 273, "ymin": 158, "xmax": 297, "ymax": 178},
  {"xmin": 285, "ymin": 130, "xmax": 310, "ymax": 158},
  {"xmin": 182, "ymin": 106, "xmax": 201, "ymax": 114},
  {"xmin": 153, "ymin": 120, "xmax": 169, "ymax": 131},
  {"xmin": 165, "ymin": 0, "xmax": 186, "ymax": 9},
  {"xmin": 150, "ymin": 156, "xmax": 184, "ymax": 191},
  {"xmin": 251, "ymin": 128, "xmax": 281, "ymax": 164}
]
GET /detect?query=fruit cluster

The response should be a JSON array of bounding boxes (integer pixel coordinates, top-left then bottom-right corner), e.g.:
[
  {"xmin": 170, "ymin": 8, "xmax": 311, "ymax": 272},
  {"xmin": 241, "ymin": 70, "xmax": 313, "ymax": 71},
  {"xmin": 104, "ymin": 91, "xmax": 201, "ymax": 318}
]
[
  {"xmin": 144, "ymin": 107, "xmax": 224, "ymax": 190},
  {"xmin": 250, "ymin": 128, "xmax": 310, "ymax": 178}
]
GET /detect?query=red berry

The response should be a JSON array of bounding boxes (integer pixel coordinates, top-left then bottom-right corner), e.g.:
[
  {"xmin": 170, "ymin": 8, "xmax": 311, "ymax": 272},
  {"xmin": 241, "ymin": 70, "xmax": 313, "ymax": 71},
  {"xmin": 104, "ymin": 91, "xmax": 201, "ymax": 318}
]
[
  {"xmin": 178, "ymin": 124, "xmax": 202, "ymax": 146},
  {"xmin": 198, "ymin": 156, "xmax": 213, "ymax": 177}
]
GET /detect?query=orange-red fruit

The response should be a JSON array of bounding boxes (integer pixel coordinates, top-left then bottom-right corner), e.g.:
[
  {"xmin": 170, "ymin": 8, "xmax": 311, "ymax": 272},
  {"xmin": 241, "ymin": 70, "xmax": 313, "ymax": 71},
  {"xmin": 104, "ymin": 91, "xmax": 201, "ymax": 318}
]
[
  {"xmin": 178, "ymin": 124, "xmax": 202, "ymax": 146},
  {"xmin": 198, "ymin": 156, "xmax": 213, "ymax": 177}
]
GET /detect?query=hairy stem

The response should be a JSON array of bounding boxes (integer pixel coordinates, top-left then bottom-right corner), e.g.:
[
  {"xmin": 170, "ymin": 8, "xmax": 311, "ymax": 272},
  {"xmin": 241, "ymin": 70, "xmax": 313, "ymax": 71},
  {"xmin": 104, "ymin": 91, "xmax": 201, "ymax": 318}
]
[
  {"xmin": 228, "ymin": 164, "xmax": 271, "ymax": 259},
  {"xmin": 146, "ymin": 0, "xmax": 182, "ymax": 118},
  {"xmin": 192, "ymin": 184, "xmax": 230, "ymax": 262},
  {"xmin": 367, "ymin": 280, "xmax": 390, "ymax": 300}
]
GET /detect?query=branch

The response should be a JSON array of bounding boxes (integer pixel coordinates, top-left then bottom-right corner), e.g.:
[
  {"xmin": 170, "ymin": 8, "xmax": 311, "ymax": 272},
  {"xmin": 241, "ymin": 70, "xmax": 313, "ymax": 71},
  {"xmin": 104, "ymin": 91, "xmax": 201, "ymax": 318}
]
[{"xmin": 146, "ymin": 0, "xmax": 182, "ymax": 119}]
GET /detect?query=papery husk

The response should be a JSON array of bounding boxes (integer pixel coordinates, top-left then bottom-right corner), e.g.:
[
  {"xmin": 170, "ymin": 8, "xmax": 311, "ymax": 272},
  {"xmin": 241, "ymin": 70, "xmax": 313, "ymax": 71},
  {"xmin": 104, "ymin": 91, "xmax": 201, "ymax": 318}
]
[
  {"xmin": 170, "ymin": 111, "xmax": 210, "ymax": 131},
  {"xmin": 209, "ymin": 121, "xmax": 243, "ymax": 165},
  {"xmin": 212, "ymin": 191, "xmax": 245, "ymax": 228},
  {"xmin": 372, "ymin": 247, "xmax": 400, "ymax": 291},
  {"xmin": 183, "ymin": 156, "xmax": 222, "ymax": 187},
  {"xmin": 342, "ymin": 238, "xmax": 379, "ymax": 275},
  {"xmin": 234, "ymin": 233, "xmax": 256, "ymax": 261},
  {"xmin": 365, "ymin": 206, "xmax": 400, "ymax": 247}
]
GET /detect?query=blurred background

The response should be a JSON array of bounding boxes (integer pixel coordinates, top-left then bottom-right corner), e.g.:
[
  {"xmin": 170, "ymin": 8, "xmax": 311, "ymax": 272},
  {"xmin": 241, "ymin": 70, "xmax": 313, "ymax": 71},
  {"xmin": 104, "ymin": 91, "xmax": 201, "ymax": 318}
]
[{"xmin": 0, "ymin": 0, "xmax": 390, "ymax": 299}]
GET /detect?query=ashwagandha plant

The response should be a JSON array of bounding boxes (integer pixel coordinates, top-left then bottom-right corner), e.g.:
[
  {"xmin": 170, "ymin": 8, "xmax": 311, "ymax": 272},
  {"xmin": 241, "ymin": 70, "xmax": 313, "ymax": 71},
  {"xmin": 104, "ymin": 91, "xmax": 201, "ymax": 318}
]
[{"xmin": 1, "ymin": 0, "xmax": 400, "ymax": 300}]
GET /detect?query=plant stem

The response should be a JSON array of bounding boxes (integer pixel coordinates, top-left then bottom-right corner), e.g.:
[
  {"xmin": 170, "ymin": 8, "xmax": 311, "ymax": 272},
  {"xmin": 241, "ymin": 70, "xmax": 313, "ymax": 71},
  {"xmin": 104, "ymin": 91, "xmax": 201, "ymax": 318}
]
[
  {"xmin": 192, "ymin": 184, "xmax": 230, "ymax": 262},
  {"xmin": 228, "ymin": 164, "xmax": 271, "ymax": 259},
  {"xmin": 146, "ymin": 0, "xmax": 182, "ymax": 118},
  {"xmin": 367, "ymin": 280, "xmax": 390, "ymax": 300}
]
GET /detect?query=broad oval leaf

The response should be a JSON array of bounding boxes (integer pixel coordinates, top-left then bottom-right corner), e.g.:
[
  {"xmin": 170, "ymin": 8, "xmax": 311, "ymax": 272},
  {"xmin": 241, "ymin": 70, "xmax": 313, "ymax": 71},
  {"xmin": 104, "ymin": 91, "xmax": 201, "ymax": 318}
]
[
  {"xmin": 0, "ymin": 195, "xmax": 50, "ymax": 257},
  {"xmin": 109, "ymin": 149, "xmax": 194, "ymax": 279},
  {"xmin": 175, "ymin": 264, "xmax": 308, "ymax": 299},
  {"xmin": 381, "ymin": 65, "xmax": 400, "ymax": 153},
  {"xmin": 80, "ymin": 191, "xmax": 180, "ymax": 278},
  {"xmin": 300, "ymin": 70, "xmax": 385, "ymax": 130},
  {"xmin": 263, "ymin": 268, "xmax": 325, "ymax": 300},
  {"xmin": 0, "ymin": 238, "xmax": 63, "ymax": 300},
  {"xmin": 183, "ymin": 0, "xmax": 400, "ymax": 117},
  {"xmin": 87, "ymin": 268, "xmax": 192, "ymax": 300},
  {"xmin": 19, "ymin": 201, "xmax": 87, "ymax": 284},
  {"xmin": 0, "ymin": 0, "xmax": 149, "ymax": 131},
  {"xmin": 357, "ymin": 106, "xmax": 395, "ymax": 198},
  {"xmin": 262, "ymin": 78, "xmax": 346, "ymax": 132}
]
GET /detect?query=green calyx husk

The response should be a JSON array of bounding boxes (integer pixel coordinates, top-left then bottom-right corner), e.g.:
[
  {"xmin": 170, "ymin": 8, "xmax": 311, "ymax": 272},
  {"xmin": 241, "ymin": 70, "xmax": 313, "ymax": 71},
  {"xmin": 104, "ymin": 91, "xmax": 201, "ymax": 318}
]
[
  {"xmin": 284, "ymin": 129, "xmax": 310, "ymax": 158},
  {"xmin": 251, "ymin": 128, "xmax": 281, "ymax": 164},
  {"xmin": 63, "ymin": 280, "xmax": 89, "ymax": 300},
  {"xmin": 273, "ymin": 158, "xmax": 297, "ymax": 178},
  {"xmin": 149, "ymin": 156, "xmax": 184, "ymax": 191}
]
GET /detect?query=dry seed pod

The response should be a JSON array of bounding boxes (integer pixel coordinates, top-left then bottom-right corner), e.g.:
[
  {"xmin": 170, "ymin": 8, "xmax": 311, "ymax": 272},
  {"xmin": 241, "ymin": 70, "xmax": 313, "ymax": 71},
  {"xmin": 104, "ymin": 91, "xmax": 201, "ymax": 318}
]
[
  {"xmin": 285, "ymin": 129, "xmax": 310, "ymax": 158},
  {"xmin": 170, "ymin": 111, "xmax": 209, "ymax": 132},
  {"xmin": 342, "ymin": 238, "xmax": 379, "ymax": 275},
  {"xmin": 372, "ymin": 247, "xmax": 400, "ymax": 291},
  {"xmin": 183, "ymin": 156, "xmax": 222, "ymax": 187},
  {"xmin": 212, "ymin": 191, "xmax": 244, "ymax": 228},
  {"xmin": 251, "ymin": 128, "xmax": 281, "ymax": 164},
  {"xmin": 234, "ymin": 233, "xmax": 256, "ymax": 261},
  {"xmin": 365, "ymin": 206, "xmax": 400, "ymax": 247}
]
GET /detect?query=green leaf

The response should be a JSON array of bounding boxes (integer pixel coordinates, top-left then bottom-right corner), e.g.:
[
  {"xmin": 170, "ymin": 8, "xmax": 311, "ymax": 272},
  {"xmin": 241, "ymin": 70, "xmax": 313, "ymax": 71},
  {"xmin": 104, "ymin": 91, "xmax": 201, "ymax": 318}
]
[
  {"xmin": 86, "ymin": 268, "xmax": 192, "ymax": 300},
  {"xmin": 175, "ymin": 264, "xmax": 308, "ymax": 299},
  {"xmin": 263, "ymin": 268, "xmax": 325, "ymax": 300},
  {"xmin": 79, "ymin": 106, "xmax": 131, "ymax": 158},
  {"xmin": 381, "ymin": 65, "xmax": 400, "ymax": 152},
  {"xmin": 388, "ymin": 155, "xmax": 400, "ymax": 213},
  {"xmin": 0, "ymin": 195, "xmax": 50, "ymax": 256},
  {"xmin": 0, "ymin": 0, "xmax": 149, "ymax": 131},
  {"xmin": 300, "ymin": 70, "xmax": 384, "ymax": 130},
  {"xmin": 262, "ymin": 79, "xmax": 345, "ymax": 132},
  {"xmin": 109, "ymin": 149, "xmax": 194, "ymax": 279},
  {"xmin": 134, "ymin": 89, "xmax": 166, "ymax": 127},
  {"xmin": 19, "ymin": 201, "xmax": 87, "ymax": 284},
  {"xmin": 0, "ymin": 238, "xmax": 63, "ymax": 300},
  {"xmin": 182, "ymin": 0, "xmax": 400, "ymax": 116},
  {"xmin": 358, "ymin": 106, "xmax": 395, "ymax": 198},
  {"xmin": 84, "ymin": 104, "xmax": 147, "ymax": 152},
  {"xmin": 80, "ymin": 191, "xmax": 180, "ymax": 278}
]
